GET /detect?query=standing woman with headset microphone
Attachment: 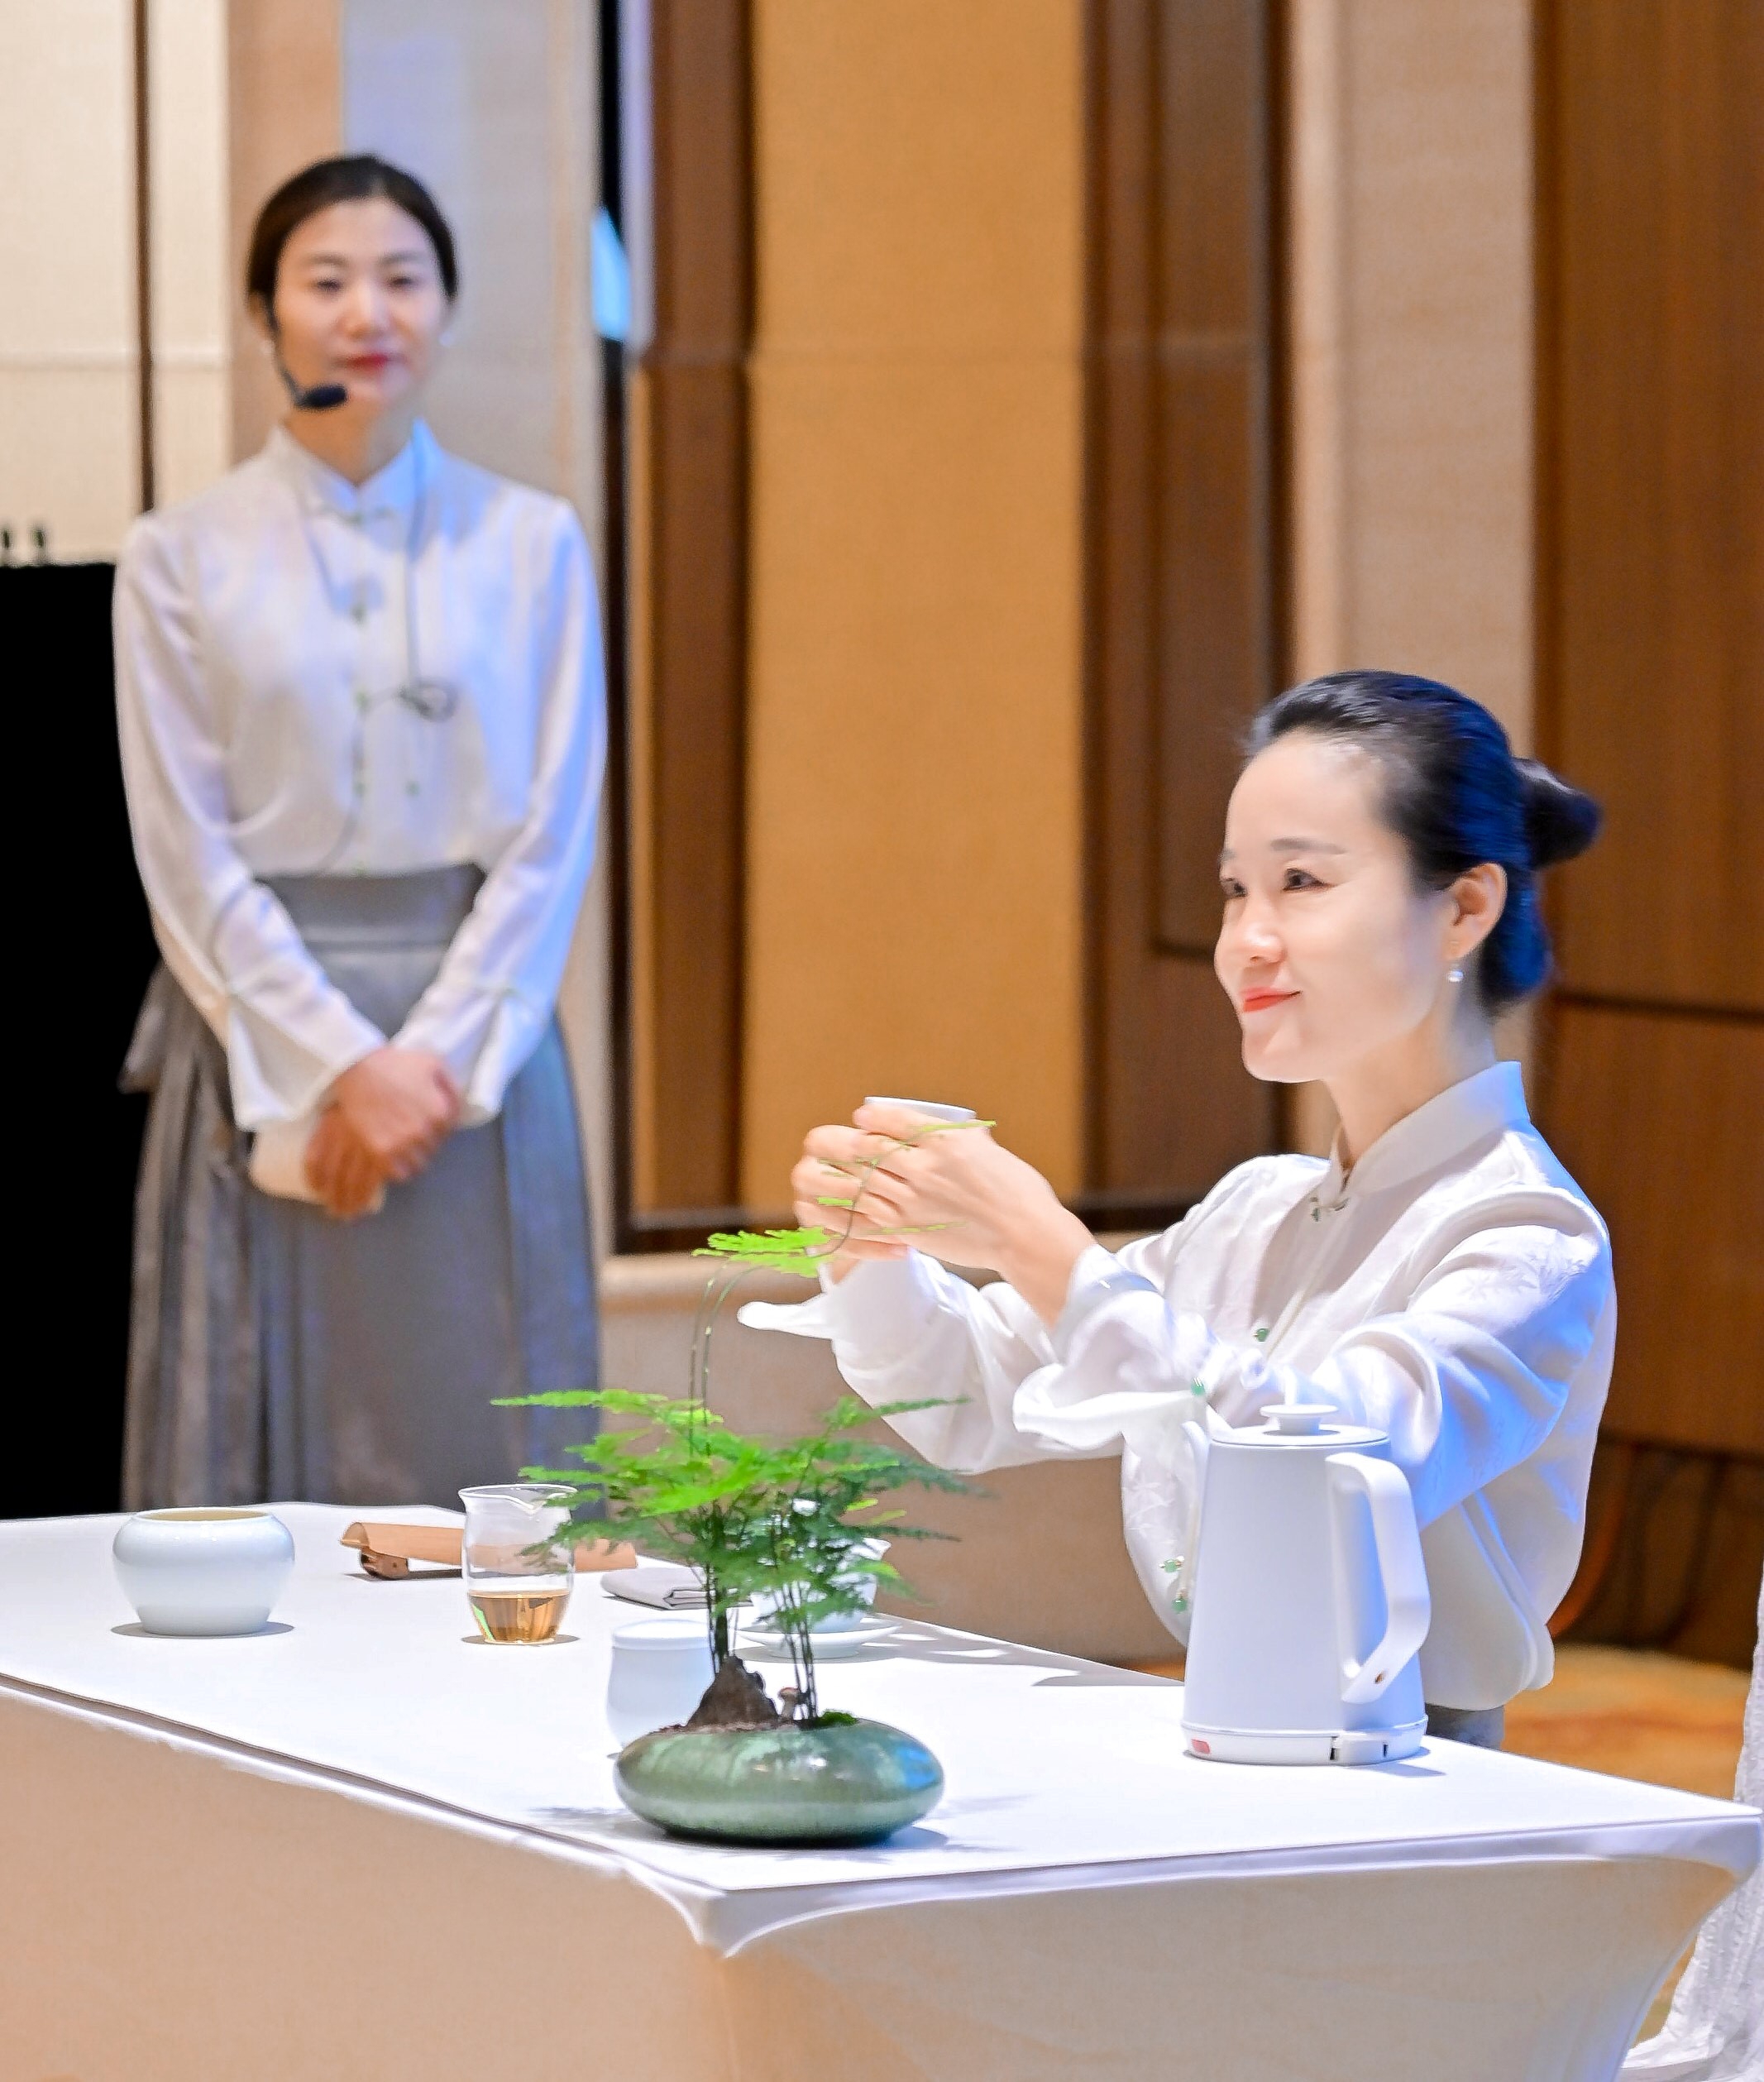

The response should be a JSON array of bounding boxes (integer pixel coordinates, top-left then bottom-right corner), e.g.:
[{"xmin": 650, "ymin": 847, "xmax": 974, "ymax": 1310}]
[{"xmin": 114, "ymin": 156, "xmax": 604, "ymax": 1508}]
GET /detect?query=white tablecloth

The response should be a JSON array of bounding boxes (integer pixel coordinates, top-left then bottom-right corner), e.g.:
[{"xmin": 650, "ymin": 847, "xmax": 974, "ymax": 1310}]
[{"xmin": 2, "ymin": 1505, "xmax": 1757, "ymax": 2082}]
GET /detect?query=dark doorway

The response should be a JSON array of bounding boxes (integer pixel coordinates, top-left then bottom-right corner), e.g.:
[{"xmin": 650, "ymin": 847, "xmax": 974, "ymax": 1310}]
[{"xmin": 4, "ymin": 560, "xmax": 155, "ymax": 1515}]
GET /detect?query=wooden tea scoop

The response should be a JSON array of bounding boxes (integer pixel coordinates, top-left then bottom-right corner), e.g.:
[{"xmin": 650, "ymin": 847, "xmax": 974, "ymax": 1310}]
[{"xmin": 340, "ymin": 1520, "xmax": 636, "ymax": 1580}]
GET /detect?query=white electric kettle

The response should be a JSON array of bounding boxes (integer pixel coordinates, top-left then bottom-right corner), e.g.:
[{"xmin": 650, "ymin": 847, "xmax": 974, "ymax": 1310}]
[{"xmin": 1179, "ymin": 1403, "xmax": 1431, "ymax": 1764}]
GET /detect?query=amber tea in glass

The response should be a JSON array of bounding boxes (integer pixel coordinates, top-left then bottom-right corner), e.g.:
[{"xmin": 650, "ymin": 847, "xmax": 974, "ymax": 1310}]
[
  {"xmin": 468, "ymin": 1582, "xmax": 571, "ymax": 1644},
  {"xmin": 458, "ymin": 1484, "xmax": 575, "ymax": 1645}
]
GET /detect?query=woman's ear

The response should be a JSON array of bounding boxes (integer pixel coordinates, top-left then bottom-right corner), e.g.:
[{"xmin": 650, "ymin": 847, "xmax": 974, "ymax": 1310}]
[{"xmin": 1449, "ymin": 863, "xmax": 1508, "ymax": 963}]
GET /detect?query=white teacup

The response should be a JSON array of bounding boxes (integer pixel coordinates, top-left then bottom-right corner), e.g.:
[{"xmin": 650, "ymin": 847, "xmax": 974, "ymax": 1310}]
[
  {"xmin": 747, "ymin": 1538, "xmax": 890, "ymax": 1635},
  {"xmin": 112, "ymin": 1508, "xmax": 296, "ymax": 1636},
  {"xmin": 863, "ymin": 1097, "xmax": 977, "ymax": 1123},
  {"xmin": 606, "ymin": 1617, "xmax": 715, "ymax": 1746}
]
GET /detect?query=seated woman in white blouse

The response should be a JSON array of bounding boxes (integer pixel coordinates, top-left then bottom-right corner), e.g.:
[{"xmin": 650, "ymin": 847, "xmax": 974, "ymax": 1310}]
[
  {"xmin": 114, "ymin": 156, "xmax": 602, "ymax": 1509},
  {"xmin": 744, "ymin": 672, "xmax": 1610, "ymax": 1747}
]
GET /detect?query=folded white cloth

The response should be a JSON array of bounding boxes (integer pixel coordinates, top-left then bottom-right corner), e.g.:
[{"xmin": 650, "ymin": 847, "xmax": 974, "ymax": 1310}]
[
  {"xmin": 248, "ymin": 1116, "xmax": 322, "ymax": 1202},
  {"xmin": 600, "ymin": 1564, "xmax": 707, "ymax": 1611}
]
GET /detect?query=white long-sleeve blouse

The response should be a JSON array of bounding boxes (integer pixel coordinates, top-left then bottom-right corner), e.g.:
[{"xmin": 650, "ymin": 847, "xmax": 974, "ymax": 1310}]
[
  {"xmin": 741, "ymin": 1063, "xmax": 1615, "ymax": 1710},
  {"xmin": 113, "ymin": 422, "xmax": 605, "ymax": 1129}
]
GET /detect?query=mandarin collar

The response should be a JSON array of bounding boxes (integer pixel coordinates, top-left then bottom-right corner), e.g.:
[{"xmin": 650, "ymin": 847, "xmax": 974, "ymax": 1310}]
[
  {"xmin": 1317, "ymin": 1060, "xmax": 1529, "ymax": 1204},
  {"xmin": 270, "ymin": 419, "xmax": 434, "ymax": 520}
]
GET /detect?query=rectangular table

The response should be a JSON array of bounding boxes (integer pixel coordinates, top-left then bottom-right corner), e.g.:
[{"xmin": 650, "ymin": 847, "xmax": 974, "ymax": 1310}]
[{"xmin": 2, "ymin": 1504, "xmax": 1757, "ymax": 2082}]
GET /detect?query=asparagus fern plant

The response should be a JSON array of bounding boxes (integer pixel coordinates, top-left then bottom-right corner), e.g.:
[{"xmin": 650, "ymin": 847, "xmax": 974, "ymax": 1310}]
[{"xmin": 504, "ymin": 1115, "xmax": 987, "ymax": 1724}]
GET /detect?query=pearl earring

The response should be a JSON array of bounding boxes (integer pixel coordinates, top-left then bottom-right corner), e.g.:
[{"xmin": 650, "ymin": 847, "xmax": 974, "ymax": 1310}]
[{"xmin": 1447, "ymin": 966, "xmax": 1464, "ymax": 984}]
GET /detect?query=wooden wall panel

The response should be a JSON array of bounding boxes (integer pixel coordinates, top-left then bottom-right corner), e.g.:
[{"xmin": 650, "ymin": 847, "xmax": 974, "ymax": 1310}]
[
  {"xmin": 1154, "ymin": 355, "xmax": 1264, "ymax": 951},
  {"xmin": 628, "ymin": 0, "xmax": 752, "ymax": 1231},
  {"xmin": 1086, "ymin": 0, "xmax": 1280, "ymax": 1214},
  {"xmin": 1541, "ymin": 0, "xmax": 1763, "ymax": 1015},
  {"xmin": 1542, "ymin": 1006, "xmax": 1764, "ymax": 1456},
  {"xmin": 741, "ymin": 0, "xmax": 1086, "ymax": 1208},
  {"xmin": 1537, "ymin": 0, "xmax": 1764, "ymax": 1454}
]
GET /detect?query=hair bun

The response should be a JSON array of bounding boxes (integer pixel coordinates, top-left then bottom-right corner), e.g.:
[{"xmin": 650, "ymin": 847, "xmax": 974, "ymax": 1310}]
[{"xmin": 1518, "ymin": 759, "xmax": 1602, "ymax": 869}]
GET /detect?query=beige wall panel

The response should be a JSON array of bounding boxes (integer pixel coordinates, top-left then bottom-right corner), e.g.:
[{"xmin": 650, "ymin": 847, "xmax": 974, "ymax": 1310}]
[
  {"xmin": 754, "ymin": 0, "xmax": 1084, "ymax": 355},
  {"xmin": 151, "ymin": 361, "xmax": 231, "ymax": 510},
  {"xmin": 150, "ymin": 0, "xmax": 230, "ymax": 509},
  {"xmin": 0, "ymin": 0, "xmax": 138, "ymax": 549},
  {"xmin": 1289, "ymin": 0, "xmax": 1534, "ymax": 744},
  {"xmin": 1286, "ymin": 0, "xmax": 1534, "ymax": 1154},
  {"xmin": 743, "ymin": 358, "xmax": 1083, "ymax": 1204},
  {"xmin": 0, "ymin": 0, "xmax": 135, "ymax": 360},
  {"xmin": 228, "ymin": 0, "xmax": 342, "ymax": 461},
  {"xmin": 743, "ymin": 0, "xmax": 1087, "ymax": 1208},
  {"xmin": 0, "ymin": 368, "xmax": 138, "ymax": 559}
]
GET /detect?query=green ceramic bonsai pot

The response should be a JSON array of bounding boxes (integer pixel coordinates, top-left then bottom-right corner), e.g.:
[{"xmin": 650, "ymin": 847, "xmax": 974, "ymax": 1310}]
[{"xmin": 614, "ymin": 1715, "xmax": 943, "ymax": 1846}]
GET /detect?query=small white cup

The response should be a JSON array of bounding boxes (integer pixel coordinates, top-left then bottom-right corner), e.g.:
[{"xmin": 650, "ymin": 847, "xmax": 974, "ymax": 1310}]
[
  {"xmin": 112, "ymin": 1508, "xmax": 296, "ymax": 1636},
  {"xmin": 748, "ymin": 1537, "xmax": 890, "ymax": 1634},
  {"xmin": 606, "ymin": 1616, "xmax": 715, "ymax": 1746},
  {"xmin": 863, "ymin": 1097, "xmax": 977, "ymax": 1122}
]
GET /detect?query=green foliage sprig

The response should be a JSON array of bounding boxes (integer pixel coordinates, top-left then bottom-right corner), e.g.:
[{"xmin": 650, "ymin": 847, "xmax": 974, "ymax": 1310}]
[
  {"xmin": 505, "ymin": 1113, "xmax": 992, "ymax": 1722},
  {"xmin": 513, "ymin": 1388, "xmax": 972, "ymax": 1719},
  {"xmin": 693, "ymin": 1115, "xmax": 994, "ymax": 1282}
]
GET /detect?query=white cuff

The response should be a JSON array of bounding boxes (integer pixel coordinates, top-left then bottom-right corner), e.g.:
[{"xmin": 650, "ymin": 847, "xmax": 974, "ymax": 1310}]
[
  {"xmin": 822, "ymin": 1253, "xmax": 944, "ymax": 1362},
  {"xmin": 399, "ymin": 983, "xmax": 543, "ymax": 1127},
  {"xmin": 225, "ymin": 1004, "xmax": 384, "ymax": 1131},
  {"xmin": 1051, "ymin": 1244, "xmax": 1163, "ymax": 1362}
]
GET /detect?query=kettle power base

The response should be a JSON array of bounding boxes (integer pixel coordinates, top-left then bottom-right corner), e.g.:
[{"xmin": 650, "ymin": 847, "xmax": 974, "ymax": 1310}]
[{"xmin": 1183, "ymin": 1720, "xmax": 1427, "ymax": 1766}]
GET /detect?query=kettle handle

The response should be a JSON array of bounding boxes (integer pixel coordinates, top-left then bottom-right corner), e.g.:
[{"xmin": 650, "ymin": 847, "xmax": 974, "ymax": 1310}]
[
  {"xmin": 1179, "ymin": 1420, "xmax": 1212, "ymax": 1606},
  {"xmin": 1325, "ymin": 1452, "xmax": 1431, "ymax": 1706}
]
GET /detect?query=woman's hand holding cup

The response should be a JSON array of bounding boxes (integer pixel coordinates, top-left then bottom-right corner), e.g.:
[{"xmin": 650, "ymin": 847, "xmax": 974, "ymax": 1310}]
[{"xmin": 791, "ymin": 1102, "xmax": 1095, "ymax": 1325}]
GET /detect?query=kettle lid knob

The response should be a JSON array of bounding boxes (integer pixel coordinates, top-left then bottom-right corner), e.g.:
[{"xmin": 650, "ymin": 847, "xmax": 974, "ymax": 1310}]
[{"xmin": 1261, "ymin": 1401, "xmax": 1337, "ymax": 1437}]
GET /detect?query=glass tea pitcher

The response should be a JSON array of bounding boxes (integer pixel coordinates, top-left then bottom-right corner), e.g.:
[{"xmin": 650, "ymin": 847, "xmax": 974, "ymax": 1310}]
[{"xmin": 459, "ymin": 1484, "xmax": 575, "ymax": 1644}]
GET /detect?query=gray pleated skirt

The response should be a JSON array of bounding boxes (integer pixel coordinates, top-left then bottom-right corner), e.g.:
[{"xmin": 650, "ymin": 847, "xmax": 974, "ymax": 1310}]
[{"xmin": 122, "ymin": 865, "xmax": 597, "ymax": 1510}]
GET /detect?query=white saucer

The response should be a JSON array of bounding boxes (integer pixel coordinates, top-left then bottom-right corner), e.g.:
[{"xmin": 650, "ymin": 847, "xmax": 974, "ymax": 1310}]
[{"xmin": 740, "ymin": 1613, "xmax": 898, "ymax": 1659}]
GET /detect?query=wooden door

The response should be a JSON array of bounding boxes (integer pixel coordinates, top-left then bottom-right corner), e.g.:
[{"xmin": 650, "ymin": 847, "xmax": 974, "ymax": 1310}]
[
  {"xmin": 1536, "ymin": 0, "xmax": 1764, "ymax": 1453},
  {"xmin": 621, "ymin": 0, "xmax": 753, "ymax": 1243},
  {"xmin": 1083, "ymin": 0, "xmax": 1284, "ymax": 1225}
]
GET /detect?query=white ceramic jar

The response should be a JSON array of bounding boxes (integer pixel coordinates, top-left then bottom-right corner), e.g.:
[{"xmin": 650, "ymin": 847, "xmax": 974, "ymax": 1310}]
[
  {"xmin": 606, "ymin": 1617, "xmax": 715, "ymax": 1746},
  {"xmin": 112, "ymin": 1508, "xmax": 296, "ymax": 1636}
]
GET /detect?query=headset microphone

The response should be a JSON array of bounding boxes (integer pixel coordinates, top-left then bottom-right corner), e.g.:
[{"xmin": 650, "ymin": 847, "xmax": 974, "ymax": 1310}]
[
  {"xmin": 275, "ymin": 354, "xmax": 348, "ymax": 412},
  {"xmin": 269, "ymin": 337, "xmax": 346, "ymax": 411},
  {"xmin": 264, "ymin": 302, "xmax": 347, "ymax": 410}
]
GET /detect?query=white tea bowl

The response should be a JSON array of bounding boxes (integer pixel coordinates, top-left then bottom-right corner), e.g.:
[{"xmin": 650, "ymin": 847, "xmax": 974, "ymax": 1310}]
[
  {"xmin": 748, "ymin": 1538, "xmax": 890, "ymax": 1635},
  {"xmin": 112, "ymin": 1508, "xmax": 296, "ymax": 1636},
  {"xmin": 607, "ymin": 1617, "xmax": 715, "ymax": 1746}
]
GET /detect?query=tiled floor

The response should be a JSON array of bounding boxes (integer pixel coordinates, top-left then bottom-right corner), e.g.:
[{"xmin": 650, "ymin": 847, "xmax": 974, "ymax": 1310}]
[{"xmin": 1130, "ymin": 1642, "xmax": 1751, "ymax": 2040}]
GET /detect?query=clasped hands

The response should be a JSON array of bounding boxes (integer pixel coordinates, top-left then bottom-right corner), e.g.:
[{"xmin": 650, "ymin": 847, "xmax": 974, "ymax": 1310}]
[
  {"xmin": 791, "ymin": 1102, "xmax": 1096, "ymax": 1326},
  {"xmin": 304, "ymin": 1046, "xmax": 461, "ymax": 1218}
]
